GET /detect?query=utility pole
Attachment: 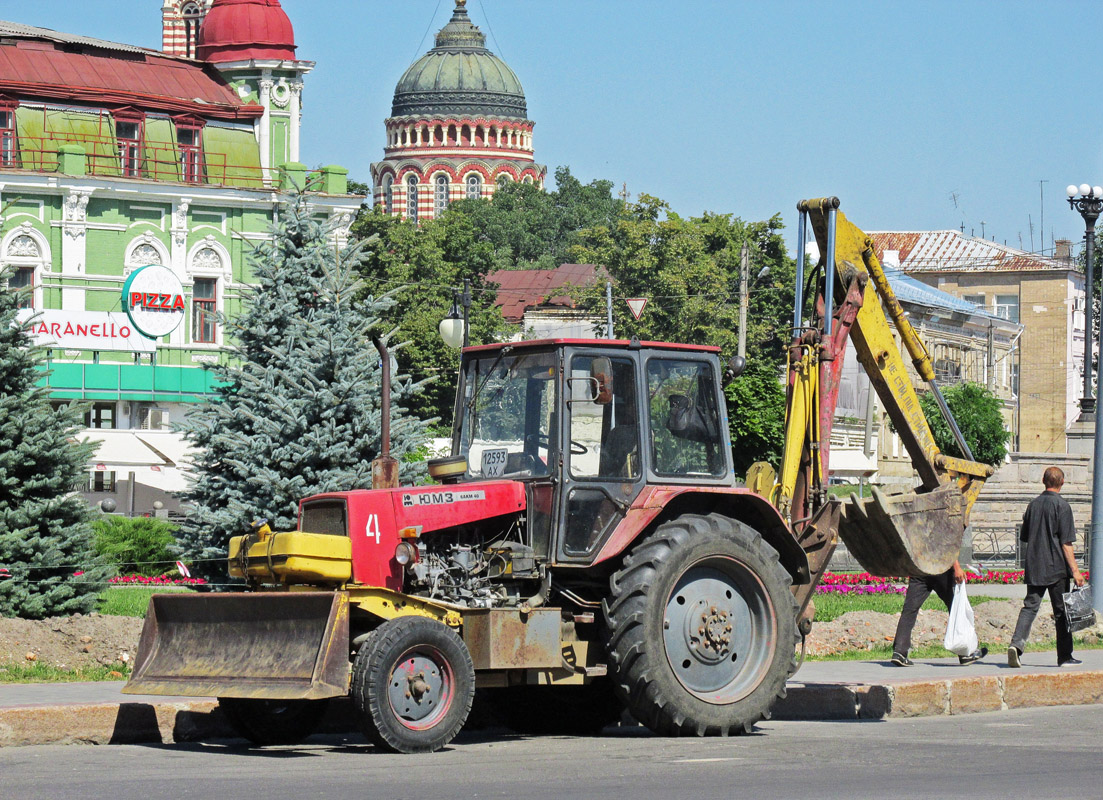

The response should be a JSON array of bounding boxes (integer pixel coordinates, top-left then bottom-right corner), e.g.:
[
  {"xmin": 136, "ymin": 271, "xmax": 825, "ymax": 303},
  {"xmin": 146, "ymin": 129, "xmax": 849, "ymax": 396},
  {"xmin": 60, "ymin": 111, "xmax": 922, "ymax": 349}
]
[
  {"xmin": 606, "ymin": 281, "xmax": 614, "ymax": 339},
  {"xmin": 738, "ymin": 241, "xmax": 749, "ymax": 358}
]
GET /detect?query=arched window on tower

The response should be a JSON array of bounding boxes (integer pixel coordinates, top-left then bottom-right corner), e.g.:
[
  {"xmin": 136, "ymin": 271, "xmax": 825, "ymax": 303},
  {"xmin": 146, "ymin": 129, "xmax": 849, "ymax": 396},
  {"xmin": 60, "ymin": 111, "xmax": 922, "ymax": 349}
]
[
  {"xmin": 466, "ymin": 174, "xmax": 482, "ymax": 200},
  {"xmin": 406, "ymin": 175, "xmax": 419, "ymax": 222},
  {"xmin": 434, "ymin": 174, "xmax": 450, "ymax": 216},
  {"xmin": 182, "ymin": 2, "xmax": 202, "ymax": 59},
  {"xmin": 383, "ymin": 175, "xmax": 394, "ymax": 215}
]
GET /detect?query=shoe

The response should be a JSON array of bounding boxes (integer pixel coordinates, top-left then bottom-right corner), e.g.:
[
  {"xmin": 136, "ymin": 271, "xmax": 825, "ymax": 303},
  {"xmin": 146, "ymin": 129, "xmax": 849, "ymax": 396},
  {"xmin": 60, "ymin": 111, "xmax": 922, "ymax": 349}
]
[
  {"xmin": 890, "ymin": 652, "xmax": 913, "ymax": 667},
  {"xmin": 959, "ymin": 646, "xmax": 988, "ymax": 665},
  {"xmin": 1058, "ymin": 657, "xmax": 1083, "ymax": 667},
  {"xmin": 1008, "ymin": 646, "xmax": 1021, "ymax": 668}
]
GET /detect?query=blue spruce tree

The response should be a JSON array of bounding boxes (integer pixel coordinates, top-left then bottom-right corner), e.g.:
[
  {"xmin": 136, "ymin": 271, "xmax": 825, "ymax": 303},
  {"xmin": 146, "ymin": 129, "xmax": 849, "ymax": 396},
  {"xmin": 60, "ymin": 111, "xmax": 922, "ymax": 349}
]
[
  {"xmin": 177, "ymin": 197, "xmax": 431, "ymax": 580},
  {"xmin": 0, "ymin": 266, "xmax": 101, "ymax": 618}
]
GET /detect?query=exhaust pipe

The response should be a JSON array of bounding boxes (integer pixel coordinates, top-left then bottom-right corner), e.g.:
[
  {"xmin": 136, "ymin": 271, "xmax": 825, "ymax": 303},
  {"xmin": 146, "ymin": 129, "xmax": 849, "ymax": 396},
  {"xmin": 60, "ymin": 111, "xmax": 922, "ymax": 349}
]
[{"xmin": 371, "ymin": 336, "xmax": 399, "ymax": 489}]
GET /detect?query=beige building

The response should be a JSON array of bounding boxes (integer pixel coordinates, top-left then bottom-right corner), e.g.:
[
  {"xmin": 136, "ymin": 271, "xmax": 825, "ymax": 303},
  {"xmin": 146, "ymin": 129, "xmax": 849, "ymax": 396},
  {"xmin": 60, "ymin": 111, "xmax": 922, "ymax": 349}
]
[{"xmin": 870, "ymin": 231, "xmax": 1085, "ymax": 455}]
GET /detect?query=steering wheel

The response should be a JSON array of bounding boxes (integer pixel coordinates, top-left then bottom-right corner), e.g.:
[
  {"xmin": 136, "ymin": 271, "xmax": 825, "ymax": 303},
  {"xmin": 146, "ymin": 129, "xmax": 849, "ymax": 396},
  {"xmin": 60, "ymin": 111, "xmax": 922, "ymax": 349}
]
[{"xmin": 531, "ymin": 433, "xmax": 588, "ymax": 456}]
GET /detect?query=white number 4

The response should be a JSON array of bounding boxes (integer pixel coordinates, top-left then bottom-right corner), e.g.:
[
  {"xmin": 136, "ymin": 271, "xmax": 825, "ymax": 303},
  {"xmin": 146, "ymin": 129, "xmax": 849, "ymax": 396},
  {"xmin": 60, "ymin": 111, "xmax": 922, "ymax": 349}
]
[{"xmin": 366, "ymin": 514, "xmax": 381, "ymax": 544}]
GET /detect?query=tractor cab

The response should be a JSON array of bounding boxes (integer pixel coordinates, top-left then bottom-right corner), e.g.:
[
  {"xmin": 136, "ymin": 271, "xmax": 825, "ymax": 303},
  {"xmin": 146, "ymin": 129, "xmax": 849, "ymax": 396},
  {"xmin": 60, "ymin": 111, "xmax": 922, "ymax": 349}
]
[{"xmin": 448, "ymin": 339, "xmax": 734, "ymax": 565}]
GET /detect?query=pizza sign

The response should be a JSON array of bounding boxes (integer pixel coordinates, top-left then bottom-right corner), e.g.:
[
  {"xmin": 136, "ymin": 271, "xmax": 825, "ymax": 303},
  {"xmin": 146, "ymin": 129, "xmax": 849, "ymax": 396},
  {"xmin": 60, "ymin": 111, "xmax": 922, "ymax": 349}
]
[{"xmin": 123, "ymin": 265, "xmax": 186, "ymax": 338}]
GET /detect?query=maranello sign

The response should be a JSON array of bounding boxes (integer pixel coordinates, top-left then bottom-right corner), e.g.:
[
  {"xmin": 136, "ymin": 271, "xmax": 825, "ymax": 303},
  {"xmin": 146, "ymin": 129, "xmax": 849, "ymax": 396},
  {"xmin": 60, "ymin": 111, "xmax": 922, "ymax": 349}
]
[
  {"xmin": 123, "ymin": 265, "xmax": 186, "ymax": 338},
  {"xmin": 19, "ymin": 309, "xmax": 157, "ymax": 353}
]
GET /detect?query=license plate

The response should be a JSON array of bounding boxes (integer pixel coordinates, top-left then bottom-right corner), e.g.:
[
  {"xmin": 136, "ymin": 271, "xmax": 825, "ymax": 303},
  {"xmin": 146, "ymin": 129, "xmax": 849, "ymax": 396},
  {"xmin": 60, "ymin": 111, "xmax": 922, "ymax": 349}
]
[{"xmin": 481, "ymin": 448, "xmax": 508, "ymax": 477}]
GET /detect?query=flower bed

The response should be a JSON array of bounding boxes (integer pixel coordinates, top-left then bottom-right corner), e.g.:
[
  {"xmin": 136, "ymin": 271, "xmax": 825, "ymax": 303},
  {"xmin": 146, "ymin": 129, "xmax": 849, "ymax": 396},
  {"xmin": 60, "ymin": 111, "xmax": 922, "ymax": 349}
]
[
  {"xmin": 815, "ymin": 569, "xmax": 1032, "ymax": 594},
  {"xmin": 107, "ymin": 574, "xmax": 207, "ymax": 586}
]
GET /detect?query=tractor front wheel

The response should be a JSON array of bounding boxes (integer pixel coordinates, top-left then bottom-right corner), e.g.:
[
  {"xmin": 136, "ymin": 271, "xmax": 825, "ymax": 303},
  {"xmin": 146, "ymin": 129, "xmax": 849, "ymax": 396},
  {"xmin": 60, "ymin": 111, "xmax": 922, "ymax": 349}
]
[
  {"xmin": 604, "ymin": 514, "xmax": 797, "ymax": 735},
  {"xmin": 352, "ymin": 617, "xmax": 475, "ymax": 754}
]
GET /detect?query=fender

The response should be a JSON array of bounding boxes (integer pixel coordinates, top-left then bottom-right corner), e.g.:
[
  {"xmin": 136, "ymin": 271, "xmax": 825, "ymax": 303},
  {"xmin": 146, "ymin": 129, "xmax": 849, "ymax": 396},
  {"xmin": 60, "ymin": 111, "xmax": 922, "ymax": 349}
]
[{"xmin": 592, "ymin": 485, "xmax": 809, "ymax": 584}]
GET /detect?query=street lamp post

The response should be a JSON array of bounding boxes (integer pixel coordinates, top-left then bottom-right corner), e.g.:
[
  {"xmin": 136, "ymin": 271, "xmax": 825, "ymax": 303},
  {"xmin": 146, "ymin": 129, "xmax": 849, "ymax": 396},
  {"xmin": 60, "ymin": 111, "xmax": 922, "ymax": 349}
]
[
  {"xmin": 1067, "ymin": 184, "xmax": 1103, "ymax": 414},
  {"xmin": 1067, "ymin": 183, "xmax": 1103, "ymax": 612}
]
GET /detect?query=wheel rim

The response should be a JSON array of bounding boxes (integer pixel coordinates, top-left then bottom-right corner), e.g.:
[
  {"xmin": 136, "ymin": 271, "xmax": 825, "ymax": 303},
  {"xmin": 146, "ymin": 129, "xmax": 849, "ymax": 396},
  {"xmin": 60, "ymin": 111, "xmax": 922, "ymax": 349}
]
[
  {"xmin": 387, "ymin": 645, "xmax": 455, "ymax": 731},
  {"xmin": 662, "ymin": 556, "xmax": 776, "ymax": 703}
]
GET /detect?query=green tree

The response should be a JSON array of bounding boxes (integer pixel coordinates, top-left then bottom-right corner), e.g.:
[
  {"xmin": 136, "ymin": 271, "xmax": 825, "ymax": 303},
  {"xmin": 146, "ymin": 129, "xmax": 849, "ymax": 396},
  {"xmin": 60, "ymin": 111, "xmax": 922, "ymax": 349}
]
[
  {"xmin": 177, "ymin": 196, "xmax": 431, "ymax": 580},
  {"xmin": 725, "ymin": 360, "xmax": 787, "ymax": 477},
  {"xmin": 919, "ymin": 382, "xmax": 1010, "ymax": 466},
  {"xmin": 0, "ymin": 266, "xmax": 103, "ymax": 618},
  {"xmin": 92, "ymin": 515, "xmax": 179, "ymax": 576}
]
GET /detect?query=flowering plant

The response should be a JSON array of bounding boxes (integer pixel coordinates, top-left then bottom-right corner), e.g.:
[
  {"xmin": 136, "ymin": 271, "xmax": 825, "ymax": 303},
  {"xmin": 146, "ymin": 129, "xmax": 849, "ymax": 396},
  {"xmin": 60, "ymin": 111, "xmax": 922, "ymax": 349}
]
[{"xmin": 108, "ymin": 574, "xmax": 207, "ymax": 586}]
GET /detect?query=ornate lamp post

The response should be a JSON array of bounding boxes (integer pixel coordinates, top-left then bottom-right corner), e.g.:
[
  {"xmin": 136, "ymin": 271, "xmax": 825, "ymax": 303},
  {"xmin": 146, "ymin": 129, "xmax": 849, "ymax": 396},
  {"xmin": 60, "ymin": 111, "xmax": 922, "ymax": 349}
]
[
  {"xmin": 1067, "ymin": 184, "xmax": 1103, "ymax": 413},
  {"xmin": 1067, "ymin": 183, "xmax": 1103, "ymax": 611},
  {"xmin": 438, "ymin": 278, "xmax": 472, "ymax": 350}
]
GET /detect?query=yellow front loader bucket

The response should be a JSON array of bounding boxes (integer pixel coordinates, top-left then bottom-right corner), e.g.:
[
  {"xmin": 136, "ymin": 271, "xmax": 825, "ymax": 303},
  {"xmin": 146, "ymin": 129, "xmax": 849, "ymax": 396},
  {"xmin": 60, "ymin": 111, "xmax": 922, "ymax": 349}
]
[
  {"xmin": 835, "ymin": 483, "xmax": 963, "ymax": 577},
  {"xmin": 122, "ymin": 591, "xmax": 350, "ymax": 700}
]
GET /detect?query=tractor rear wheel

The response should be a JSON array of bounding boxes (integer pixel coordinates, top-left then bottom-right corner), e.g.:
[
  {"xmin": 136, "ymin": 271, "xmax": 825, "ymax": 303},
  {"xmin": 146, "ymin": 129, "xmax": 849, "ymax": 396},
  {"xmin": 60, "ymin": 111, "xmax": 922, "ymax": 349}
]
[
  {"xmin": 352, "ymin": 617, "xmax": 475, "ymax": 754},
  {"xmin": 603, "ymin": 514, "xmax": 797, "ymax": 736},
  {"xmin": 217, "ymin": 697, "xmax": 328, "ymax": 746}
]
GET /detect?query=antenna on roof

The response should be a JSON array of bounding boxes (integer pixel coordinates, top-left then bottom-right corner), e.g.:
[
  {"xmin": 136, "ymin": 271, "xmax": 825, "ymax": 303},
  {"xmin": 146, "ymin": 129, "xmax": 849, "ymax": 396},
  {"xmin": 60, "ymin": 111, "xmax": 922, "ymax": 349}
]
[{"xmin": 1028, "ymin": 214, "xmax": 1034, "ymax": 252}]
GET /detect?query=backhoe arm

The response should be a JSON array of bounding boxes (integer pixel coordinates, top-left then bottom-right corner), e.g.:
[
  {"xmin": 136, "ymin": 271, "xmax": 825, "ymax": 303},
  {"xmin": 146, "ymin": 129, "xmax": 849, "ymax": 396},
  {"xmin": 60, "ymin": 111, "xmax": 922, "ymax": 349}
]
[{"xmin": 776, "ymin": 199, "xmax": 993, "ymax": 582}]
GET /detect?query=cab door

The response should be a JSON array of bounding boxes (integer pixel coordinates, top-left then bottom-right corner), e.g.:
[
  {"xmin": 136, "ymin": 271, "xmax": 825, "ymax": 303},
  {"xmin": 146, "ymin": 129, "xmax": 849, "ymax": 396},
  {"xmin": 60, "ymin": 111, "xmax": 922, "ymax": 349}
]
[{"xmin": 555, "ymin": 350, "xmax": 645, "ymax": 563}]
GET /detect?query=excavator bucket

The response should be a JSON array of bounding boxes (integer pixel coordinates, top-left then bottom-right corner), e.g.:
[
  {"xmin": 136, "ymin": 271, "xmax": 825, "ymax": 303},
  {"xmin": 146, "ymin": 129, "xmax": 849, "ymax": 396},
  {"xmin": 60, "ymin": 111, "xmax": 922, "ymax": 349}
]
[
  {"xmin": 834, "ymin": 483, "xmax": 964, "ymax": 577},
  {"xmin": 122, "ymin": 591, "xmax": 350, "ymax": 700}
]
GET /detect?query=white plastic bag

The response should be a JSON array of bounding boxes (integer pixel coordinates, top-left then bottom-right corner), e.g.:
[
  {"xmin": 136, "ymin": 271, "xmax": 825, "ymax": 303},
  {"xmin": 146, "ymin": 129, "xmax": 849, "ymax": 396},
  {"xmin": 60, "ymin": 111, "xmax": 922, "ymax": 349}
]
[{"xmin": 944, "ymin": 582, "xmax": 978, "ymax": 657}]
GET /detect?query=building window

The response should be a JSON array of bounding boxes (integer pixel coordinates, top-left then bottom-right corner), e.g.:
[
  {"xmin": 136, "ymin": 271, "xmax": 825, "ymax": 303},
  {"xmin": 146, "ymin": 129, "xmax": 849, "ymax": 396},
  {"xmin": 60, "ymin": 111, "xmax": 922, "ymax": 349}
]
[
  {"xmin": 995, "ymin": 294, "xmax": 1019, "ymax": 323},
  {"xmin": 406, "ymin": 175, "xmax": 418, "ymax": 222},
  {"xmin": 85, "ymin": 402, "xmax": 115, "ymax": 430},
  {"xmin": 466, "ymin": 173, "xmax": 482, "ymax": 200},
  {"xmin": 962, "ymin": 293, "xmax": 984, "ymax": 308},
  {"xmin": 116, "ymin": 120, "xmax": 143, "ymax": 177},
  {"xmin": 192, "ymin": 277, "xmax": 217, "ymax": 343},
  {"xmin": 0, "ymin": 110, "xmax": 15, "ymax": 167},
  {"xmin": 87, "ymin": 470, "xmax": 117, "ymax": 493},
  {"xmin": 182, "ymin": 2, "xmax": 203, "ymax": 59},
  {"xmin": 383, "ymin": 175, "xmax": 393, "ymax": 214},
  {"xmin": 177, "ymin": 125, "xmax": 202, "ymax": 183},
  {"xmin": 434, "ymin": 174, "xmax": 449, "ymax": 216},
  {"xmin": 9, "ymin": 266, "xmax": 33, "ymax": 309}
]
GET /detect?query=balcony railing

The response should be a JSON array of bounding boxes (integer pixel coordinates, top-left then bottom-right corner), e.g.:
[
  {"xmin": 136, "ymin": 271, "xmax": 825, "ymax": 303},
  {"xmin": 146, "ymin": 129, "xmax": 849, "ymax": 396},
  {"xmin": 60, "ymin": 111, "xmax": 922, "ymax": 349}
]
[{"xmin": 9, "ymin": 132, "xmax": 281, "ymax": 189}]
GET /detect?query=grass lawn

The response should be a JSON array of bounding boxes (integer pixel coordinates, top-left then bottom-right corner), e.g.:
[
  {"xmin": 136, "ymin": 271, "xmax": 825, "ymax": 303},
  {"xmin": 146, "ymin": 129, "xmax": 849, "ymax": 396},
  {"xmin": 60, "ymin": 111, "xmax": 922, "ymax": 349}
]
[
  {"xmin": 0, "ymin": 663, "xmax": 131, "ymax": 683},
  {"xmin": 96, "ymin": 584, "xmax": 194, "ymax": 617},
  {"xmin": 811, "ymin": 592, "xmax": 1002, "ymax": 622}
]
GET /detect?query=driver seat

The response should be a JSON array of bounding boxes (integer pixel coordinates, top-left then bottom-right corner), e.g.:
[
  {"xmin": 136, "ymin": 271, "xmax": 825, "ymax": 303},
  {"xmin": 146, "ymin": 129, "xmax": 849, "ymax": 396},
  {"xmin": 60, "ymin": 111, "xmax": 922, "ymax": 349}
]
[{"xmin": 599, "ymin": 424, "xmax": 638, "ymax": 477}]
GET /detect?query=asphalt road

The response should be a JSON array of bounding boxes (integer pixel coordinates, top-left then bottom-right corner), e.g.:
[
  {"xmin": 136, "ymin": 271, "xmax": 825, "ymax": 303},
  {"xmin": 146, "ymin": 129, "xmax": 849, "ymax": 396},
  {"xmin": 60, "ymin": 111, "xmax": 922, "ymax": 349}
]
[{"xmin": 3, "ymin": 705, "xmax": 1101, "ymax": 800}]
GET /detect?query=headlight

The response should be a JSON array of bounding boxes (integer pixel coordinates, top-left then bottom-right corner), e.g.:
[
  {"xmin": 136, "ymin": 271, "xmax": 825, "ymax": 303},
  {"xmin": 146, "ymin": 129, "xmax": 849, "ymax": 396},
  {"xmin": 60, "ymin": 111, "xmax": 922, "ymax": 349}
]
[{"xmin": 395, "ymin": 541, "xmax": 419, "ymax": 566}]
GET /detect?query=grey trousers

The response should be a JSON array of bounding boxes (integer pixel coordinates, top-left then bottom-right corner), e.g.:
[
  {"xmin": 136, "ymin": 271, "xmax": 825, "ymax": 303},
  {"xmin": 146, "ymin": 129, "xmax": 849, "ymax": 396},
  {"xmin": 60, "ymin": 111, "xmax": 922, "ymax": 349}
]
[
  {"xmin": 891, "ymin": 569, "xmax": 956, "ymax": 657},
  {"xmin": 1011, "ymin": 579, "xmax": 1072, "ymax": 663}
]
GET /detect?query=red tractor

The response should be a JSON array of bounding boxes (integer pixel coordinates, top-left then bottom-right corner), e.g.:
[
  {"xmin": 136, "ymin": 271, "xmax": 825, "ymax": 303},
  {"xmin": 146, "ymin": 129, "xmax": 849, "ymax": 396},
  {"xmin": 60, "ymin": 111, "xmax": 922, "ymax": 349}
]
[{"xmin": 126, "ymin": 200, "xmax": 988, "ymax": 752}]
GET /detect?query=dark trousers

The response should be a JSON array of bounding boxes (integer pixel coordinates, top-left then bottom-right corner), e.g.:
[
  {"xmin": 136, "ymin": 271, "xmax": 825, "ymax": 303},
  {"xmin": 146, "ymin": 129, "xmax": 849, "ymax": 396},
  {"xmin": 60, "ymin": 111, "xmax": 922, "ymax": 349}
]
[
  {"xmin": 892, "ymin": 569, "xmax": 956, "ymax": 657},
  {"xmin": 1011, "ymin": 579, "xmax": 1073, "ymax": 663}
]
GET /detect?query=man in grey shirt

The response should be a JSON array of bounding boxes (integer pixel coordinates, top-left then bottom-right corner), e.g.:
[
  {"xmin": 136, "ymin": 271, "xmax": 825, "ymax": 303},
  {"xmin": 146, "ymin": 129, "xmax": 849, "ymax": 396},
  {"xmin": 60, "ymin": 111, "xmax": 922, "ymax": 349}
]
[{"xmin": 1009, "ymin": 466, "xmax": 1086, "ymax": 667}]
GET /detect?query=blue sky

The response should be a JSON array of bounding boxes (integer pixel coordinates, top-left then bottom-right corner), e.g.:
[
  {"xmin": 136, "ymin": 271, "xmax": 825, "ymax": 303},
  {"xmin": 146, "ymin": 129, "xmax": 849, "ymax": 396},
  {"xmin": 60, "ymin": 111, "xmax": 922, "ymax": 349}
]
[{"xmin": 7, "ymin": 0, "xmax": 1103, "ymax": 257}]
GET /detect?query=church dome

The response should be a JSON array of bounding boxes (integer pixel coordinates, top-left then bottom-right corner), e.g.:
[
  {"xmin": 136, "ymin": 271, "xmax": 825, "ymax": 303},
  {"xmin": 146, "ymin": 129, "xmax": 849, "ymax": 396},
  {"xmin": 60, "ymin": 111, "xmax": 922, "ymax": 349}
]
[
  {"xmin": 197, "ymin": 0, "xmax": 296, "ymax": 63},
  {"xmin": 391, "ymin": 0, "xmax": 527, "ymax": 119}
]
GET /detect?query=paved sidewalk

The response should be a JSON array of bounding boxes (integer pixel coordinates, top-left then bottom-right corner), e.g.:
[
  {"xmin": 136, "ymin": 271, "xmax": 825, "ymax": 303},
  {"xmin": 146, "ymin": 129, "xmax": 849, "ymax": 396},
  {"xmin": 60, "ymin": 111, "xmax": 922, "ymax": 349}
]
[{"xmin": 1, "ymin": 647, "xmax": 1100, "ymax": 747}]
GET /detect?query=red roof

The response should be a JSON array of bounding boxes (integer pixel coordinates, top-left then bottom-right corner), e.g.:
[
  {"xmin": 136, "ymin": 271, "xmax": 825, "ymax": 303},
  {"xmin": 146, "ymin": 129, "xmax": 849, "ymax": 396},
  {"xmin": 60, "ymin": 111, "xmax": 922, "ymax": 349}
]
[
  {"xmin": 488, "ymin": 264, "xmax": 604, "ymax": 323},
  {"xmin": 0, "ymin": 32, "xmax": 262, "ymax": 120},
  {"xmin": 197, "ymin": 0, "xmax": 296, "ymax": 63}
]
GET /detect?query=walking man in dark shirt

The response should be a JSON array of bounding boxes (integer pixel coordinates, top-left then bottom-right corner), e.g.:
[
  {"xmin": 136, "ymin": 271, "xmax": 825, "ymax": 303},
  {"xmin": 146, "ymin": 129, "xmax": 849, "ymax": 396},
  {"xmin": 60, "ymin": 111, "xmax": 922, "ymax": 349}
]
[{"xmin": 1009, "ymin": 466, "xmax": 1085, "ymax": 667}]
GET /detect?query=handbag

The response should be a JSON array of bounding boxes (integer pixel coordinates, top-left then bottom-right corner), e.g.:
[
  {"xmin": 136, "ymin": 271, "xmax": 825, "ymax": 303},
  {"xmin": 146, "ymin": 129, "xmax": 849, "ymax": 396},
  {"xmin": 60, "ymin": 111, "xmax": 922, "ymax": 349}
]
[
  {"xmin": 1062, "ymin": 584, "xmax": 1096, "ymax": 633},
  {"xmin": 944, "ymin": 582, "xmax": 979, "ymax": 657}
]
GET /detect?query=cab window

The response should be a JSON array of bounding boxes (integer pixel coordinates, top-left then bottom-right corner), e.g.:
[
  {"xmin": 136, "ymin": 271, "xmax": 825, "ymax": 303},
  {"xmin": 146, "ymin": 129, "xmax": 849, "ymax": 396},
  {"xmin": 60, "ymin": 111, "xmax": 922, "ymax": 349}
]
[{"xmin": 647, "ymin": 358, "xmax": 725, "ymax": 477}]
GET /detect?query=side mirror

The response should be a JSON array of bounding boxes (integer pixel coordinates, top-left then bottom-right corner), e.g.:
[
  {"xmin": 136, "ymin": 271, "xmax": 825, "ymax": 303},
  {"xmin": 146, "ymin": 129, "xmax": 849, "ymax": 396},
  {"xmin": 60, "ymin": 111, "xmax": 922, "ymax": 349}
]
[{"xmin": 723, "ymin": 355, "xmax": 746, "ymax": 386}]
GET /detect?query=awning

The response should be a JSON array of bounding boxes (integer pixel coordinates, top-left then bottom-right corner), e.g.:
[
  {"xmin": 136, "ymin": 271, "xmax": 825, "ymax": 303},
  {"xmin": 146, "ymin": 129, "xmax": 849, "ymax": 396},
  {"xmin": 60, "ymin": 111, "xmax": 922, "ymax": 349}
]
[{"xmin": 83, "ymin": 430, "xmax": 187, "ymax": 469}]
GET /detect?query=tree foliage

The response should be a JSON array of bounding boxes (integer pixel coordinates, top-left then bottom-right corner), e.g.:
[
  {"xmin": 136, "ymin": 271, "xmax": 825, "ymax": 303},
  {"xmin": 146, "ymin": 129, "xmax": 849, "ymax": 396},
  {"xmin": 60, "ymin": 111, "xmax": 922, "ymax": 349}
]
[
  {"xmin": 0, "ymin": 266, "xmax": 103, "ymax": 618},
  {"xmin": 92, "ymin": 515, "xmax": 179, "ymax": 577},
  {"xmin": 178, "ymin": 196, "xmax": 431, "ymax": 580},
  {"xmin": 919, "ymin": 382, "xmax": 1010, "ymax": 466},
  {"xmin": 349, "ymin": 167, "xmax": 624, "ymax": 425},
  {"xmin": 725, "ymin": 360, "xmax": 787, "ymax": 477}
]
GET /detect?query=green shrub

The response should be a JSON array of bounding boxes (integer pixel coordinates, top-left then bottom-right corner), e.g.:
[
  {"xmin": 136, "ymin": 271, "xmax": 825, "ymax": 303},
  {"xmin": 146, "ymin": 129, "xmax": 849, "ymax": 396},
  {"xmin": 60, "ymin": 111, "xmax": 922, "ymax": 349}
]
[{"xmin": 92, "ymin": 515, "xmax": 179, "ymax": 576}]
